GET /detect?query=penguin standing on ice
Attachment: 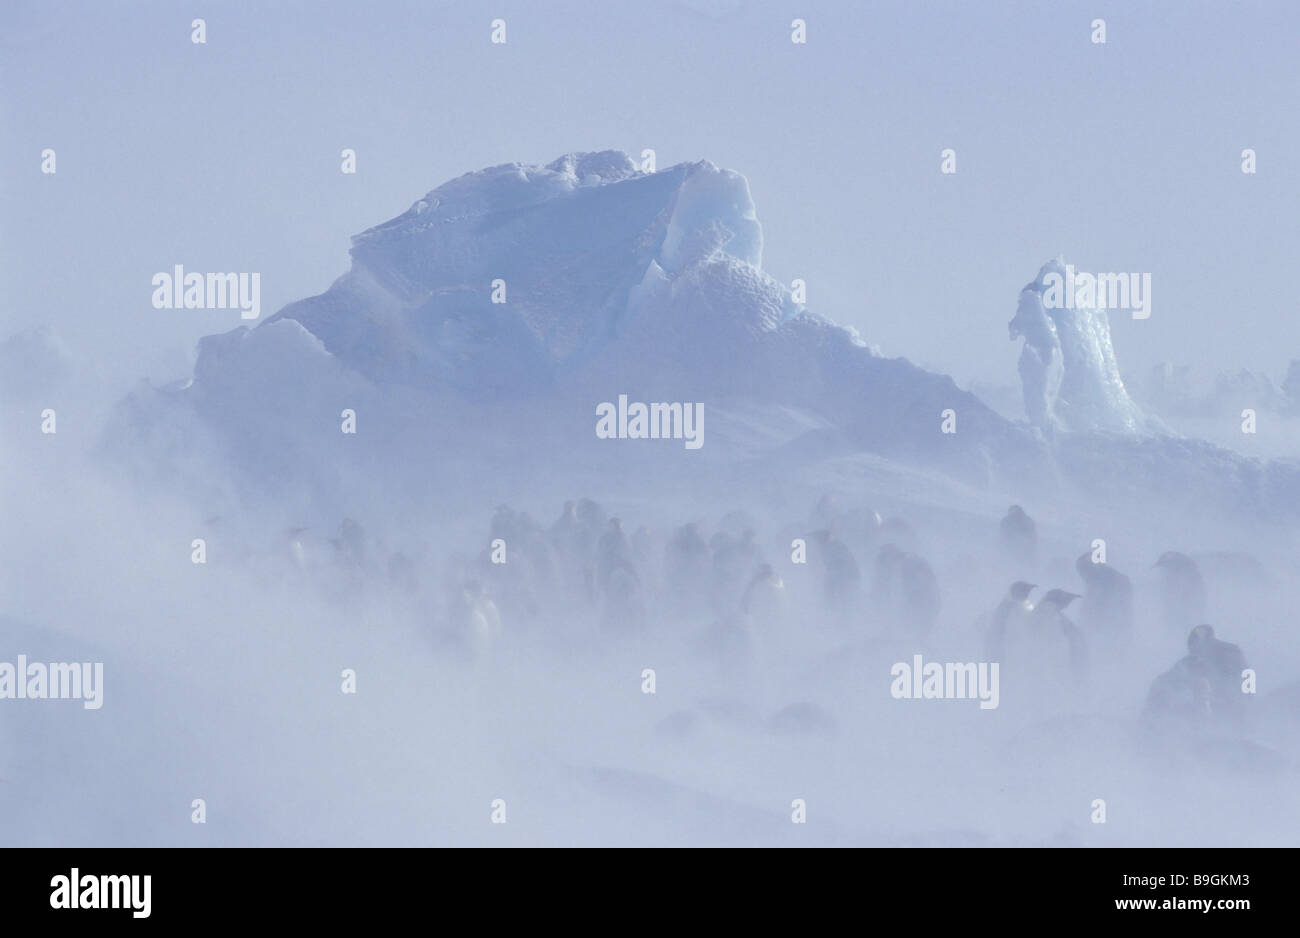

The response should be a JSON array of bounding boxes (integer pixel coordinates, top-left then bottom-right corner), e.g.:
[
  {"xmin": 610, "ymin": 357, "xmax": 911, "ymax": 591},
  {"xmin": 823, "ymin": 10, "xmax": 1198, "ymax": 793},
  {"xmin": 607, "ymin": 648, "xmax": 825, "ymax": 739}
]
[
  {"xmin": 1074, "ymin": 553, "xmax": 1134, "ymax": 639},
  {"xmin": 710, "ymin": 529, "xmax": 764, "ymax": 615},
  {"xmin": 812, "ymin": 529, "xmax": 862, "ymax": 613},
  {"xmin": 599, "ymin": 559, "xmax": 647, "ymax": 633},
  {"xmin": 1185, "ymin": 624, "xmax": 1248, "ymax": 719},
  {"xmin": 451, "ymin": 580, "xmax": 502, "ymax": 658},
  {"xmin": 999, "ymin": 505, "xmax": 1037, "ymax": 567},
  {"xmin": 596, "ymin": 518, "xmax": 634, "ymax": 595},
  {"xmin": 664, "ymin": 523, "xmax": 712, "ymax": 618},
  {"xmin": 1003, "ymin": 588, "xmax": 1087, "ymax": 686},
  {"xmin": 1154, "ymin": 551, "xmax": 1207, "ymax": 634},
  {"xmin": 1143, "ymin": 625, "xmax": 1248, "ymax": 730},
  {"xmin": 741, "ymin": 562, "xmax": 788, "ymax": 633},
  {"xmin": 984, "ymin": 581, "xmax": 1036, "ymax": 660},
  {"xmin": 872, "ymin": 544, "xmax": 940, "ymax": 636},
  {"xmin": 550, "ymin": 500, "xmax": 596, "ymax": 603}
]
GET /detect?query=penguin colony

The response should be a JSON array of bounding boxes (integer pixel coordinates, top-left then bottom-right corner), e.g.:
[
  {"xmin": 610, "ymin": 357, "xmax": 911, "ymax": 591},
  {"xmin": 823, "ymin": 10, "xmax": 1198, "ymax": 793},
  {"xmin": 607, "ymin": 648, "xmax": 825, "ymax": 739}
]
[{"xmin": 272, "ymin": 497, "xmax": 1256, "ymax": 741}]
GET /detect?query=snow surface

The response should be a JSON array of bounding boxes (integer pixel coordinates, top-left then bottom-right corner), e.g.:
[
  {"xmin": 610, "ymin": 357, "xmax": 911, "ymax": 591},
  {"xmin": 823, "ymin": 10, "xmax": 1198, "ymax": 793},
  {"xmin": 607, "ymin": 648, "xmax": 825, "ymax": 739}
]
[{"xmin": 5, "ymin": 152, "xmax": 1300, "ymax": 847}]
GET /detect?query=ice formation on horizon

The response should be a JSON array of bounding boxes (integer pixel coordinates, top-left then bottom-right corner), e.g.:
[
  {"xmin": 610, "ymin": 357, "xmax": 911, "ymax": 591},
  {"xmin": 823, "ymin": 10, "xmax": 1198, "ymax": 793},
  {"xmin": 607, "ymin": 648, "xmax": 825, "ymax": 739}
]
[{"xmin": 1009, "ymin": 257, "xmax": 1148, "ymax": 435}]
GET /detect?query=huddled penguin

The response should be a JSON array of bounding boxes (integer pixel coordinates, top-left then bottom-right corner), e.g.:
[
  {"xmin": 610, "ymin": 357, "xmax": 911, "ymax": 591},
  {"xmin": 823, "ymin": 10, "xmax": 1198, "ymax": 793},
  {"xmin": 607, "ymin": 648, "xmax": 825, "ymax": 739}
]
[
  {"xmin": 1185, "ymin": 625, "xmax": 1248, "ymax": 718},
  {"xmin": 451, "ymin": 579, "xmax": 502, "ymax": 659},
  {"xmin": 1154, "ymin": 551, "xmax": 1207, "ymax": 634},
  {"xmin": 550, "ymin": 500, "xmax": 597, "ymax": 603},
  {"xmin": 710, "ymin": 529, "xmax": 764, "ymax": 614},
  {"xmin": 878, "ymin": 516, "xmax": 919, "ymax": 554},
  {"xmin": 999, "ymin": 505, "xmax": 1037, "ymax": 567},
  {"xmin": 599, "ymin": 558, "xmax": 646, "ymax": 634},
  {"xmin": 811, "ymin": 529, "xmax": 862, "ymax": 614},
  {"xmin": 1074, "ymin": 553, "xmax": 1134, "ymax": 639},
  {"xmin": 1002, "ymin": 588, "xmax": 1087, "ymax": 687},
  {"xmin": 276, "ymin": 526, "xmax": 334, "ymax": 572},
  {"xmin": 596, "ymin": 518, "xmax": 634, "ymax": 596},
  {"xmin": 663, "ymin": 522, "xmax": 712, "ymax": 619},
  {"xmin": 810, "ymin": 494, "xmax": 884, "ymax": 556},
  {"xmin": 1144, "ymin": 625, "xmax": 1248, "ymax": 731},
  {"xmin": 984, "ymin": 581, "xmax": 1036, "ymax": 660},
  {"xmin": 871, "ymin": 544, "xmax": 940, "ymax": 636},
  {"xmin": 741, "ymin": 562, "xmax": 788, "ymax": 634},
  {"xmin": 333, "ymin": 517, "xmax": 368, "ymax": 569}
]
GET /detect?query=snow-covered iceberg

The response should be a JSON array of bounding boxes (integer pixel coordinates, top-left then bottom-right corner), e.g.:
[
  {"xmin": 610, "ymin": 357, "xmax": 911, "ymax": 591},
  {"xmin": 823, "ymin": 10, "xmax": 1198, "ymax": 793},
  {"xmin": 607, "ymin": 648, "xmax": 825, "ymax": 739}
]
[
  {"xmin": 108, "ymin": 151, "xmax": 1049, "ymax": 507},
  {"xmin": 103, "ymin": 152, "xmax": 1300, "ymax": 524}
]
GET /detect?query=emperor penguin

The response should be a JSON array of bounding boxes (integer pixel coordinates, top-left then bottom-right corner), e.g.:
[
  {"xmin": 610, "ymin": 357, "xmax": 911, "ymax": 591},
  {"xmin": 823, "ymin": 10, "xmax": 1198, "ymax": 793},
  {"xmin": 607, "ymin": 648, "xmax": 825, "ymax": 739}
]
[
  {"xmin": 872, "ymin": 544, "xmax": 940, "ymax": 636},
  {"xmin": 999, "ymin": 505, "xmax": 1037, "ymax": 567},
  {"xmin": 1185, "ymin": 624, "xmax": 1248, "ymax": 719},
  {"xmin": 1003, "ymin": 588, "xmax": 1087, "ymax": 685},
  {"xmin": 1154, "ymin": 551, "xmax": 1207, "ymax": 634},
  {"xmin": 812, "ymin": 529, "xmax": 862, "ymax": 612},
  {"xmin": 277, "ymin": 526, "xmax": 332, "ymax": 572},
  {"xmin": 333, "ymin": 517, "xmax": 368, "ymax": 569},
  {"xmin": 596, "ymin": 518, "xmax": 634, "ymax": 595},
  {"xmin": 741, "ymin": 562, "xmax": 788, "ymax": 633},
  {"xmin": 984, "ymin": 581, "xmax": 1036, "ymax": 660},
  {"xmin": 599, "ymin": 559, "xmax": 647, "ymax": 634},
  {"xmin": 452, "ymin": 580, "xmax": 502, "ymax": 658},
  {"xmin": 711, "ymin": 529, "xmax": 764, "ymax": 614},
  {"xmin": 664, "ymin": 523, "xmax": 712, "ymax": 618},
  {"xmin": 1074, "ymin": 553, "xmax": 1134, "ymax": 639},
  {"xmin": 1142, "ymin": 625, "xmax": 1248, "ymax": 731},
  {"xmin": 550, "ymin": 500, "xmax": 596, "ymax": 603}
]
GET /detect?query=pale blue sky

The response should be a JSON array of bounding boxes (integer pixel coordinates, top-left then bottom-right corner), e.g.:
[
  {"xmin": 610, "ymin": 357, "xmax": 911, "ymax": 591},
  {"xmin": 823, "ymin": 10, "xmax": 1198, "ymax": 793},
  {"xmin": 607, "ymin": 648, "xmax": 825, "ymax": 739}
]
[{"xmin": 3, "ymin": 0, "xmax": 1297, "ymax": 392}]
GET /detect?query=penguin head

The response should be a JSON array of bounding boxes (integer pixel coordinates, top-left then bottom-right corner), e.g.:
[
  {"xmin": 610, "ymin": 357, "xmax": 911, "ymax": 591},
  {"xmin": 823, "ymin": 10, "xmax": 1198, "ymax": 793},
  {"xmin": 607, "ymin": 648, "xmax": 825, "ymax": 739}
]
[
  {"xmin": 1038, "ymin": 588, "xmax": 1080, "ymax": 610},
  {"xmin": 876, "ymin": 543, "xmax": 904, "ymax": 564},
  {"xmin": 1009, "ymin": 581, "xmax": 1037, "ymax": 601},
  {"xmin": 576, "ymin": 498, "xmax": 604, "ymax": 524},
  {"xmin": 1188, "ymin": 624, "xmax": 1216, "ymax": 655},
  {"xmin": 1155, "ymin": 551, "xmax": 1194, "ymax": 572}
]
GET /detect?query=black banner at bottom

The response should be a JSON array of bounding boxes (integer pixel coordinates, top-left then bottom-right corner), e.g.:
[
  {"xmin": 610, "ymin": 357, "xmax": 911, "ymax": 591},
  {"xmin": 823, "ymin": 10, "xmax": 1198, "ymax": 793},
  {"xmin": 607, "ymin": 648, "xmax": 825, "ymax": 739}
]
[{"xmin": 0, "ymin": 847, "xmax": 1283, "ymax": 924}]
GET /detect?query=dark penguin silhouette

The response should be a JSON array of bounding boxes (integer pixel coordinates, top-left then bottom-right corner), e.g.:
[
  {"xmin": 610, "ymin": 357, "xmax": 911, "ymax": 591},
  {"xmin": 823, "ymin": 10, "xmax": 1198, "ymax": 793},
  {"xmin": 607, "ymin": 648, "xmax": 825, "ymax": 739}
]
[
  {"xmin": 599, "ymin": 559, "xmax": 646, "ymax": 633},
  {"xmin": 1074, "ymin": 553, "xmax": 1134, "ymax": 639},
  {"xmin": 550, "ymin": 500, "xmax": 598, "ymax": 602},
  {"xmin": 1144, "ymin": 625, "xmax": 1248, "ymax": 730},
  {"xmin": 984, "ymin": 580, "xmax": 1036, "ymax": 660},
  {"xmin": 811, "ymin": 529, "xmax": 862, "ymax": 611},
  {"xmin": 664, "ymin": 522, "xmax": 712, "ymax": 618},
  {"xmin": 711, "ymin": 529, "xmax": 764, "ymax": 614},
  {"xmin": 872, "ymin": 544, "xmax": 940, "ymax": 636},
  {"xmin": 596, "ymin": 518, "xmax": 634, "ymax": 595},
  {"xmin": 1003, "ymin": 588, "xmax": 1087, "ymax": 684},
  {"xmin": 999, "ymin": 505, "xmax": 1037, "ymax": 567},
  {"xmin": 741, "ymin": 562, "xmax": 787, "ymax": 632},
  {"xmin": 333, "ymin": 517, "xmax": 367, "ymax": 568},
  {"xmin": 1185, "ymin": 625, "xmax": 1248, "ymax": 718}
]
